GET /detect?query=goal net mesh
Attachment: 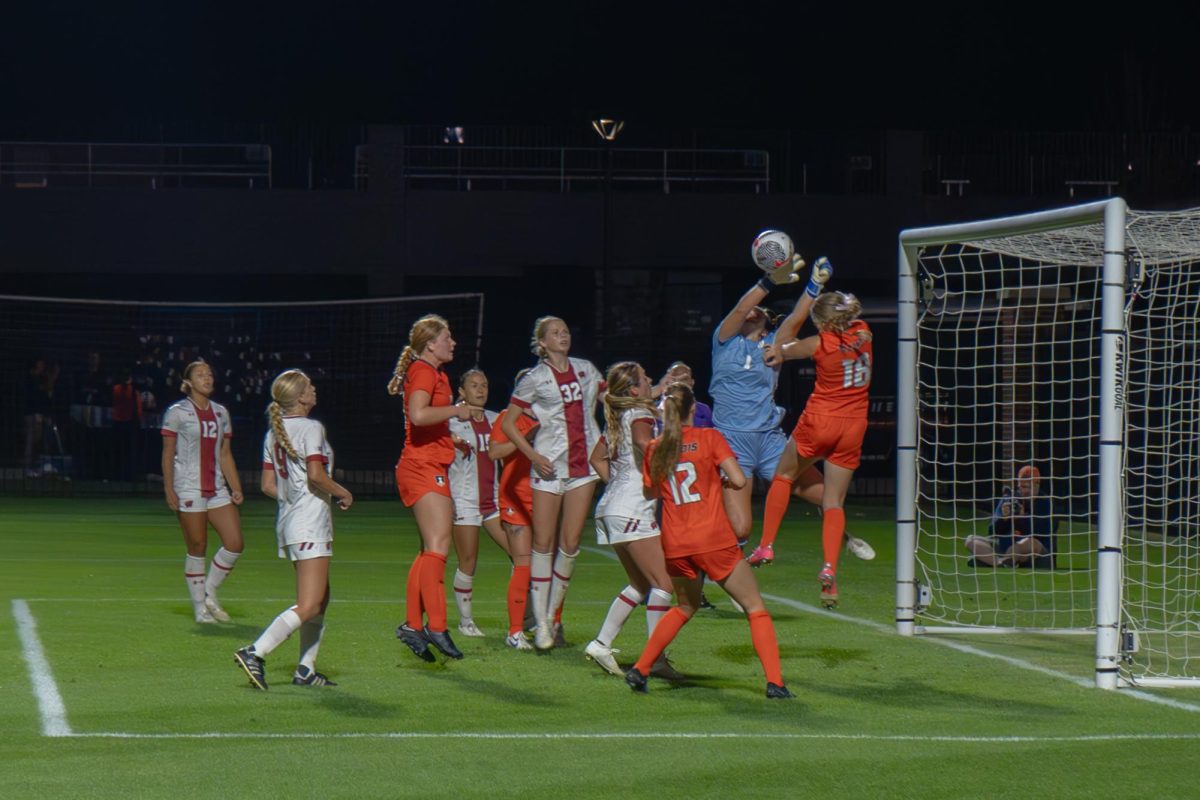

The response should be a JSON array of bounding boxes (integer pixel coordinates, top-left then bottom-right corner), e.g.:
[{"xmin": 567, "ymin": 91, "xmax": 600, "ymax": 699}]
[
  {"xmin": 913, "ymin": 208, "xmax": 1200, "ymax": 681},
  {"xmin": 0, "ymin": 294, "xmax": 484, "ymax": 497}
]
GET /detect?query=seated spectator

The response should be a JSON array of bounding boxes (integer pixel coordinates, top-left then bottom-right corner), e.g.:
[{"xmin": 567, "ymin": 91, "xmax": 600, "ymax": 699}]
[{"xmin": 966, "ymin": 465, "xmax": 1058, "ymax": 568}]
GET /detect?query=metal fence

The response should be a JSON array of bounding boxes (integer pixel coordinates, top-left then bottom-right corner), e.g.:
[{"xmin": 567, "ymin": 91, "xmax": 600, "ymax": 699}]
[{"xmin": 0, "ymin": 142, "xmax": 272, "ymax": 189}]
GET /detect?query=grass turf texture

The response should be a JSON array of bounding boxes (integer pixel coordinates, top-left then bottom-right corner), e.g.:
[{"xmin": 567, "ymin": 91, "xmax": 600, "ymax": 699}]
[{"xmin": 2, "ymin": 496, "xmax": 1198, "ymax": 799}]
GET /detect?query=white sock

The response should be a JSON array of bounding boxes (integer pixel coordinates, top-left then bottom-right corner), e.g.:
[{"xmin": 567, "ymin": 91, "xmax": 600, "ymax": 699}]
[
  {"xmin": 596, "ymin": 585, "xmax": 644, "ymax": 646},
  {"xmin": 547, "ymin": 548, "xmax": 578, "ymax": 622},
  {"xmin": 530, "ymin": 550, "xmax": 553, "ymax": 625},
  {"xmin": 252, "ymin": 607, "xmax": 303, "ymax": 658},
  {"xmin": 453, "ymin": 569, "xmax": 474, "ymax": 622},
  {"xmin": 184, "ymin": 555, "xmax": 207, "ymax": 611},
  {"xmin": 298, "ymin": 613, "xmax": 325, "ymax": 672},
  {"xmin": 204, "ymin": 547, "xmax": 241, "ymax": 600},
  {"xmin": 646, "ymin": 588, "xmax": 673, "ymax": 636}
]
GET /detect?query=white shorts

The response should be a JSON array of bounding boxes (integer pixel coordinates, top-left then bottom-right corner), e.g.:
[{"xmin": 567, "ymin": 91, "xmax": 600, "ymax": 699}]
[
  {"xmin": 453, "ymin": 506, "xmax": 501, "ymax": 527},
  {"xmin": 177, "ymin": 487, "xmax": 232, "ymax": 513},
  {"xmin": 531, "ymin": 473, "xmax": 600, "ymax": 496},
  {"xmin": 595, "ymin": 516, "xmax": 661, "ymax": 546},
  {"xmin": 281, "ymin": 540, "xmax": 333, "ymax": 561}
]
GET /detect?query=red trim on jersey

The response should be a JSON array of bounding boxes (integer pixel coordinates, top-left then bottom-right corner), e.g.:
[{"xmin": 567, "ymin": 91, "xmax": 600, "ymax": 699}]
[
  {"xmin": 194, "ymin": 403, "xmax": 219, "ymax": 498},
  {"xmin": 553, "ymin": 364, "xmax": 589, "ymax": 478},
  {"xmin": 160, "ymin": 429, "xmax": 177, "ymax": 438},
  {"xmin": 470, "ymin": 417, "xmax": 498, "ymax": 516},
  {"xmin": 306, "ymin": 454, "xmax": 328, "ymax": 463},
  {"xmin": 262, "ymin": 462, "xmax": 274, "ymax": 470},
  {"xmin": 510, "ymin": 396, "xmax": 532, "ymax": 410},
  {"xmin": 223, "ymin": 432, "xmax": 233, "ymax": 439}
]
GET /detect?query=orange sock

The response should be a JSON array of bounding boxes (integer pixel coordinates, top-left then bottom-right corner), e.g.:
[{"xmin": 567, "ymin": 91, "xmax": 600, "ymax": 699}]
[
  {"xmin": 420, "ymin": 552, "xmax": 449, "ymax": 632},
  {"xmin": 822, "ymin": 507, "xmax": 846, "ymax": 573},
  {"xmin": 405, "ymin": 554, "xmax": 424, "ymax": 628},
  {"xmin": 634, "ymin": 607, "xmax": 689, "ymax": 675},
  {"xmin": 748, "ymin": 610, "xmax": 784, "ymax": 686},
  {"xmin": 759, "ymin": 476, "xmax": 795, "ymax": 549},
  {"xmin": 507, "ymin": 565, "xmax": 531, "ymax": 635}
]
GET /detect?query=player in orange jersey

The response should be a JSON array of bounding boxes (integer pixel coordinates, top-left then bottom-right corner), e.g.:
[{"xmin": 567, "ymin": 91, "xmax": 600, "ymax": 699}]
[
  {"xmin": 387, "ymin": 314, "xmax": 481, "ymax": 662},
  {"xmin": 750, "ymin": 273, "xmax": 873, "ymax": 609},
  {"xmin": 623, "ymin": 383, "xmax": 793, "ymax": 699}
]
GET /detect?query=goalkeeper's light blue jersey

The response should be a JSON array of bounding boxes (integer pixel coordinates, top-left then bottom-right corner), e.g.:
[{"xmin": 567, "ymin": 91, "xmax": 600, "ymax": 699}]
[{"xmin": 709, "ymin": 327, "xmax": 785, "ymax": 432}]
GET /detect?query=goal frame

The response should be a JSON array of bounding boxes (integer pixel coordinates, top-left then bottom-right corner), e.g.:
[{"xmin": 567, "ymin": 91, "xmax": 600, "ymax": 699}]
[{"xmin": 896, "ymin": 199, "xmax": 1126, "ymax": 690}]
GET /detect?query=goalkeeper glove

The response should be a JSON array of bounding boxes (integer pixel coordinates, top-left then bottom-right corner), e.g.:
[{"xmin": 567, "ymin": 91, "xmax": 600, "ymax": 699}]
[
  {"xmin": 757, "ymin": 253, "xmax": 804, "ymax": 293},
  {"xmin": 805, "ymin": 257, "xmax": 833, "ymax": 298}
]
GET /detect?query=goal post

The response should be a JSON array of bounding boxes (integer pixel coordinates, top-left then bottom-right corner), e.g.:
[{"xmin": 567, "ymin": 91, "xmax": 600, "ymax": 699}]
[{"xmin": 898, "ymin": 199, "xmax": 1135, "ymax": 689}]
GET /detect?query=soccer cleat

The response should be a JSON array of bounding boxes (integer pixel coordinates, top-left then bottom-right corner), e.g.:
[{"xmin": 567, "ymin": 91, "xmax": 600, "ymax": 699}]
[
  {"xmin": 204, "ymin": 594, "xmax": 231, "ymax": 623},
  {"xmin": 624, "ymin": 666, "xmax": 648, "ymax": 693},
  {"xmin": 233, "ymin": 647, "xmax": 267, "ymax": 690},
  {"xmin": 506, "ymin": 631, "xmax": 534, "ymax": 651},
  {"xmin": 747, "ymin": 544, "xmax": 774, "ymax": 567},
  {"xmin": 395, "ymin": 623, "xmax": 436, "ymax": 662},
  {"xmin": 698, "ymin": 593, "xmax": 717, "ymax": 611},
  {"xmin": 195, "ymin": 606, "xmax": 218, "ymax": 624},
  {"xmin": 457, "ymin": 619, "xmax": 486, "ymax": 638},
  {"xmin": 818, "ymin": 565, "xmax": 838, "ymax": 609},
  {"xmin": 766, "ymin": 682, "xmax": 795, "ymax": 699},
  {"xmin": 553, "ymin": 622, "xmax": 568, "ymax": 648},
  {"xmin": 584, "ymin": 639, "xmax": 622, "ymax": 676},
  {"xmin": 533, "ymin": 620, "xmax": 555, "ymax": 650},
  {"xmin": 506, "ymin": 631, "xmax": 534, "ymax": 650},
  {"xmin": 649, "ymin": 653, "xmax": 685, "ymax": 681},
  {"xmin": 845, "ymin": 534, "xmax": 876, "ymax": 561},
  {"xmin": 424, "ymin": 626, "xmax": 464, "ymax": 660},
  {"xmin": 292, "ymin": 665, "xmax": 337, "ymax": 687}
]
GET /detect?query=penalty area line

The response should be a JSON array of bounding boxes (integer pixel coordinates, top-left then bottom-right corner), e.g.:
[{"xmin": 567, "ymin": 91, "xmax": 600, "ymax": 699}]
[
  {"xmin": 12, "ymin": 599, "xmax": 72, "ymax": 737},
  {"xmin": 65, "ymin": 731, "xmax": 1200, "ymax": 742}
]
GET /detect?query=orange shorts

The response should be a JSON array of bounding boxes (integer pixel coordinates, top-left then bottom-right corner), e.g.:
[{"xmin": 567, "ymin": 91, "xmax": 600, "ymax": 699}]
[
  {"xmin": 666, "ymin": 545, "xmax": 743, "ymax": 583},
  {"xmin": 394, "ymin": 458, "xmax": 451, "ymax": 507},
  {"xmin": 499, "ymin": 488, "xmax": 533, "ymax": 527},
  {"xmin": 791, "ymin": 412, "xmax": 867, "ymax": 470}
]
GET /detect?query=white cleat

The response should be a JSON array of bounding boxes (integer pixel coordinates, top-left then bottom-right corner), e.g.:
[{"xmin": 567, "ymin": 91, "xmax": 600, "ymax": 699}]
[
  {"xmin": 534, "ymin": 620, "xmax": 555, "ymax": 650},
  {"xmin": 845, "ymin": 535, "xmax": 876, "ymax": 561},
  {"xmin": 584, "ymin": 639, "xmax": 622, "ymax": 676},
  {"xmin": 204, "ymin": 595, "xmax": 231, "ymax": 623},
  {"xmin": 195, "ymin": 606, "xmax": 217, "ymax": 624},
  {"xmin": 457, "ymin": 619, "xmax": 486, "ymax": 638},
  {"xmin": 505, "ymin": 632, "xmax": 534, "ymax": 651}
]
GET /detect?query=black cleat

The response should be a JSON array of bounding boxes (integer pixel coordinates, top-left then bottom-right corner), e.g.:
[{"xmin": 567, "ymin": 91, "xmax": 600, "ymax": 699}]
[
  {"xmin": 424, "ymin": 625, "xmax": 464, "ymax": 659},
  {"xmin": 766, "ymin": 682, "xmax": 795, "ymax": 699},
  {"xmin": 698, "ymin": 592, "xmax": 717, "ymax": 611},
  {"xmin": 234, "ymin": 647, "xmax": 268, "ymax": 690},
  {"xmin": 396, "ymin": 623, "xmax": 436, "ymax": 662},
  {"xmin": 625, "ymin": 666, "xmax": 648, "ymax": 693},
  {"xmin": 292, "ymin": 665, "xmax": 337, "ymax": 686}
]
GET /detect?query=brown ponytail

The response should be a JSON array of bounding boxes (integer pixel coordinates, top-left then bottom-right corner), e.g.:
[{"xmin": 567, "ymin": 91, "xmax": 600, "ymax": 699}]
[{"xmin": 649, "ymin": 383, "xmax": 695, "ymax": 485}]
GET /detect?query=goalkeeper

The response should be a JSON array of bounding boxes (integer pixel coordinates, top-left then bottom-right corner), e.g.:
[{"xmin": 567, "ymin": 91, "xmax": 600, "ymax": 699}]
[{"xmin": 966, "ymin": 465, "xmax": 1058, "ymax": 568}]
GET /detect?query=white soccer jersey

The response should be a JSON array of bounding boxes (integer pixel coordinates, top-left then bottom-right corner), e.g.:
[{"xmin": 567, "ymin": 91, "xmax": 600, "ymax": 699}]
[
  {"xmin": 449, "ymin": 411, "xmax": 500, "ymax": 517},
  {"xmin": 510, "ymin": 357, "xmax": 603, "ymax": 480},
  {"xmin": 262, "ymin": 416, "xmax": 334, "ymax": 547},
  {"xmin": 161, "ymin": 398, "xmax": 232, "ymax": 497},
  {"xmin": 595, "ymin": 407, "xmax": 658, "ymax": 523}
]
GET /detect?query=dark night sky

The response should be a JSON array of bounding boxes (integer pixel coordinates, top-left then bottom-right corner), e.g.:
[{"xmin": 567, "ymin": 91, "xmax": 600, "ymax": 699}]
[{"xmin": 0, "ymin": 2, "xmax": 1196, "ymax": 133}]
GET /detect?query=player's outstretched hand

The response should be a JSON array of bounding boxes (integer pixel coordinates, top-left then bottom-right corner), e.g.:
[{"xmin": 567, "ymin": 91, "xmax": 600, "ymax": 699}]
[
  {"xmin": 805, "ymin": 257, "xmax": 833, "ymax": 297},
  {"xmin": 759, "ymin": 252, "xmax": 805, "ymax": 290}
]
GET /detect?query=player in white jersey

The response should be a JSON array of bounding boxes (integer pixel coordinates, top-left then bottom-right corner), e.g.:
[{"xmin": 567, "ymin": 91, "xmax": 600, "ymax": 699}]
[
  {"xmin": 499, "ymin": 315, "xmax": 603, "ymax": 650},
  {"xmin": 234, "ymin": 369, "xmax": 353, "ymax": 691},
  {"xmin": 583, "ymin": 362, "xmax": 680, "ymax": 679},
  {"xmin": 447, "ymin": 369, "xmax": 510, "ymax": 637},
  {"xmin": 160, "ymin": 360, "xmax": 245, "ymax": 624}
]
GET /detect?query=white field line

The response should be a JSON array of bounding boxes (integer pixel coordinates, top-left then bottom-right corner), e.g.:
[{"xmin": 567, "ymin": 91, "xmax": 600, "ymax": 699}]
[
  {"xmin": 11, "ymin": 599, "xmax": 72, "ymax": 737},
  {"xmin": 584, "ymin": 547, "xmax": 1200, "ymax": 715},
  {"xmin": 65, "ymin": 731, "xmax": 1200, "ymax": 742}
]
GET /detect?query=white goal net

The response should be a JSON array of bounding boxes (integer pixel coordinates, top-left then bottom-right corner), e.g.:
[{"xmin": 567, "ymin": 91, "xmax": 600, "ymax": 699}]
[{"xmin": 897, "ymin": 200, "xmax": 1200, "ymax": 688}]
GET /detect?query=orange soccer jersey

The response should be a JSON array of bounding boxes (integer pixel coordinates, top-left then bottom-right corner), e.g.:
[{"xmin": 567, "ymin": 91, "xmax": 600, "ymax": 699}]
[
  {"xmin": 401, "ymin": 360, "xmax": 455, "ymax": 464},
  {"xmin": 804, "ymin": 319, "xmax": 873, "ymax": 419},
  {"xmin": 492, "ymin": 409, "xmax": 538, "ymax": 525},
  {"xmin": 642, "ymin": 426, "xmax": 738, "ymax": 558}
]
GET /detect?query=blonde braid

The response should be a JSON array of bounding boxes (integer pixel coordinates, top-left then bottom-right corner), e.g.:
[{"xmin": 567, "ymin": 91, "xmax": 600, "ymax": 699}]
[
  {"xmin": 387, "ymin": 346, "xmax": 418, "ymax": 396},
  {"xmin": 650, "ymin": 384, "xmax": 694, "ymax": 485},
  {"xmin": 268, "ymin": 369, "xmax": 310, "ymax": 461},
  {"xmin": 389, "ymin": 314, "xmax": 451, "ymax": 395},
  {"xmin": 268, "ymin": 400, "xmax": 299, "ymax": 460}
]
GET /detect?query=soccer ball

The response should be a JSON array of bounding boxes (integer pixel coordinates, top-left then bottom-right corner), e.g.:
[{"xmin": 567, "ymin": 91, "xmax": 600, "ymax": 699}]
[{"xmin": 751, "ymin": 230, "xmax": 794, "ymax": 271}]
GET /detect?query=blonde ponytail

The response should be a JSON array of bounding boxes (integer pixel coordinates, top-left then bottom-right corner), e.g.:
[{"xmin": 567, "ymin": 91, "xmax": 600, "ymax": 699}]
[
  {"xmin": 388, "ymin": 314, "xmax": 450, "ymax": 395},
  {"xmin": 268, "ymin": 400, "xmax": 299, "ymax": 460},
  {"xmin": 387, "ymin": 346, "xmax": 418, "ymax": 396},
  {"xmin": 267, "ymin": 369, "xmax": 309, "ymax": 461},
  {"xmin": 650, "ymin": 383, "xmax": 694, "ymax": 485},
  {"xmin": 603, "ymin": 361, "xmax": 656, "ymax": 458}
]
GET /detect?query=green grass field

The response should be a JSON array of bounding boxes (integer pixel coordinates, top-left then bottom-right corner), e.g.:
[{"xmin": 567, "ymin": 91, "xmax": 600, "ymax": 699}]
[{"xmin": 3, "ymin": 496, "xmax": 1199, "ymax": 799}]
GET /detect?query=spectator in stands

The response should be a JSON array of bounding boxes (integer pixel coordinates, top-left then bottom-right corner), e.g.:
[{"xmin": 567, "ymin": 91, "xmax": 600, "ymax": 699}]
[{"xmin": 965, "ymin": 465, "xmax": 1058, "ymax": 568}]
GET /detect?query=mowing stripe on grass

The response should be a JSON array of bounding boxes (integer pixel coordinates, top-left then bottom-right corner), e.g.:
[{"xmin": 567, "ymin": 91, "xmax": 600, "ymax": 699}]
[
  {"xmin": 65, "ymin": 732, "xmax": 1200, "ymax": 742},
  {"xmin": 582, "ymin": 547, "xmax": 1200, "ymax": 715},
  {"xmin": 12, "ymin": 599, "xmax": 72, "ymax": 737}
]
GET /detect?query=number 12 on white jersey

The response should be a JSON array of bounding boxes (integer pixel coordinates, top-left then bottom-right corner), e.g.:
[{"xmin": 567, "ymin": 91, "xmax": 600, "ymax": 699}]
[{"xmin": 667, "ymin": 461, "xmax": 701, "ymax": 505}]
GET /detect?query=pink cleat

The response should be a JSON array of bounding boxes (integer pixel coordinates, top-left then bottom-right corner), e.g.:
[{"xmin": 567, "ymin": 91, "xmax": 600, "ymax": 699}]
[
  {"xmin": 747, "ymin": 544, "xmax": 775, "ymax": 567},
  {"xmin": 818, "ymin": 565, "xmax": 838, "ymax": 608}
]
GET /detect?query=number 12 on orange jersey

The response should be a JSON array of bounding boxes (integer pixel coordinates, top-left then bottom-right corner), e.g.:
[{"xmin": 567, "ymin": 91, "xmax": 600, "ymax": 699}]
[{"xmin": 668, "ymin": 462, "xmax": 701, "ymax": 505}]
